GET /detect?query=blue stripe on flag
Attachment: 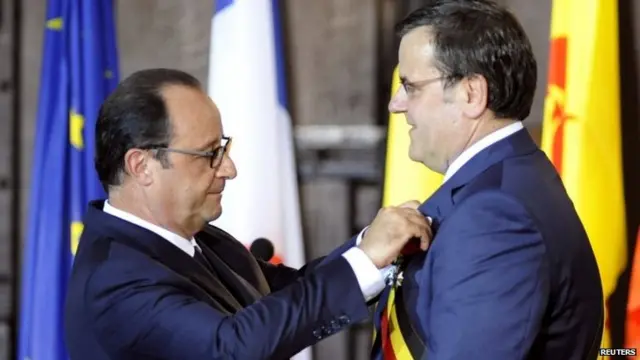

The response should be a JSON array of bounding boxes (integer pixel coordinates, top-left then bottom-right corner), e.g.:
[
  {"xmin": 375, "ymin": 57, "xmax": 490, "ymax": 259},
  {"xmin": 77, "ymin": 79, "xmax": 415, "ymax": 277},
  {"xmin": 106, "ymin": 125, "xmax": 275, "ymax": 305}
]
[
  {"xmin": 272, "ymin": 0, "xmax": 288, "ymax": 108},
  {"xmin": 215, "ymin": 0, "xmax": 233, "ymax": 14}
]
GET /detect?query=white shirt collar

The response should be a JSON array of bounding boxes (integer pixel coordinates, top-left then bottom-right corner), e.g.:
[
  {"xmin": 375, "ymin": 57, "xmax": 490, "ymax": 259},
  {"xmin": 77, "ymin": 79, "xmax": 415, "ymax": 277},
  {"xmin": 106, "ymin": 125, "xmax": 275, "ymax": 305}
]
[
  {"xmin": 102, "ymin": 200, "xmax": 199, "ymax": 257},
  {"xmin": 443, "ymin": 122, "xmax": 524, "ymax": 182}
]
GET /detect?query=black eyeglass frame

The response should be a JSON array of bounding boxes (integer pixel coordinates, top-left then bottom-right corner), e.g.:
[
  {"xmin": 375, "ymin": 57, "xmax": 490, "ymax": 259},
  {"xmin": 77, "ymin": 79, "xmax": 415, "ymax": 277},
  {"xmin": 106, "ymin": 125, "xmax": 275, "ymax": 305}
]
[{"xmin": 143, "ymin": 136, "xmax": 232, "ymax": 168}]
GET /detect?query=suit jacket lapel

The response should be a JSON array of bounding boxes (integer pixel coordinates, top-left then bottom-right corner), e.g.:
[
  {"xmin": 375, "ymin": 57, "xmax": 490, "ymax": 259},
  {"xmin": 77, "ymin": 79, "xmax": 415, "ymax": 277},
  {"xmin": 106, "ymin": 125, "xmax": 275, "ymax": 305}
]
[
  {"xmin": 198, "ymin": 242, "xmax": 264, "ymax": 307},
  {"xmin": 163, "ymin": 249, "xmax": 245, "ymax": 314},
  {"xmin": 197, "ymin": 225, "xmax": 271, "ymax": 296},
  {"xmin": 418, "ymin": 183, "xmax": 453, "ymax": 231},
  {"xmin": 137, "ymin": 235, "xmax": 246, "ymax": 314},
  {"xmin": 95, "ymin": 215, "xmax": 246, "ymax": 314}
]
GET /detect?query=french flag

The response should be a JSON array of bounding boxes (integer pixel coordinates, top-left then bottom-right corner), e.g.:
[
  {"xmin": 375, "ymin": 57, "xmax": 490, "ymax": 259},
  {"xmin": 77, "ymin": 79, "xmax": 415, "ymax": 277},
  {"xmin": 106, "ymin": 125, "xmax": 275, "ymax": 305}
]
[{"xmin": 208, "ymin": 2, "xmax": 311, "ymax": 359}]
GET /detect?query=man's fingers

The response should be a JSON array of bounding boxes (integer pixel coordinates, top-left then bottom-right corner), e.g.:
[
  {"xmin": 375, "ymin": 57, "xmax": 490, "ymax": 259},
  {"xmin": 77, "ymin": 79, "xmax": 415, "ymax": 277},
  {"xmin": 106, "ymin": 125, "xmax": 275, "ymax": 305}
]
[
  {"xmin": 408, "ymin": 229, "xmax": 429, "ymax": 251},
  {"xmin": 398, "ymin": 200, "xmax": 421, "ymax": 209},
  {"xmin": 404, "ymin": 215, "xmax": 432, "ymax": 251},
  {"xmin": 412, "ymin": 222, "xmax": 431, "ymax": 250},
  {"xmin": 420, "ymin": 233, "xmax": 430, "ymax": 250},
  {"xmin": 401, "ymin": 217, "xmax": 432, "ymax": 247},
  {"xmin": 423, "ymin": 222, "xmax": 433, "ymax": 239},
  {"xmin": 423, "ymin": 224, "xmax": 433, "ymax": 249},
  {"xmin": 400, "ymin": 208, "xmax": 432, "ymax": 229},
  {"xmin": 375, "ymin": 206, "xmax": 433, "ymax": 253}
]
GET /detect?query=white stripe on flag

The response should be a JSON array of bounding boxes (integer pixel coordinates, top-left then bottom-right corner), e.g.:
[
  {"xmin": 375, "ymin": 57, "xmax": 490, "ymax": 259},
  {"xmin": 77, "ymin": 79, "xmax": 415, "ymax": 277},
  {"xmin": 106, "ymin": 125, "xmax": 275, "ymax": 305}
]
[{"xmin": 208, "ymin": 1, "xmax": 311, "ymax": 359}]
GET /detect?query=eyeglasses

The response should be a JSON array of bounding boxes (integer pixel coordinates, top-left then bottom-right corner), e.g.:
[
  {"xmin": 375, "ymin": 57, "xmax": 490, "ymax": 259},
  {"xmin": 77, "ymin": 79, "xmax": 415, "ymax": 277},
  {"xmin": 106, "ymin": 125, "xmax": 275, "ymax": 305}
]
[
  {"xmin": 145, "ymin": 136, "xmax": 232, "ymax": 168},
  {"xmin": 400, "ymin": 76, "xmax": 445, "ymax": 95}
]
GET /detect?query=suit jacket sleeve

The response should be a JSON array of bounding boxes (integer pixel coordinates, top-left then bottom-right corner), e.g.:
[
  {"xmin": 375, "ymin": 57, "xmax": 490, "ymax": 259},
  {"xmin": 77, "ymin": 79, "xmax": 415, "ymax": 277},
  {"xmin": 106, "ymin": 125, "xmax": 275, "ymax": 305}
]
[
  {"xmin": 258, "ymin": 235, "xmax": 358, "ymax": 292},
  {"xmin": 427, "ymin": 190, "xmax": 550, "ymax": 359},
  {"xmin": 86, "ymin": 253, "xmax": 369, "ymax": 360}
]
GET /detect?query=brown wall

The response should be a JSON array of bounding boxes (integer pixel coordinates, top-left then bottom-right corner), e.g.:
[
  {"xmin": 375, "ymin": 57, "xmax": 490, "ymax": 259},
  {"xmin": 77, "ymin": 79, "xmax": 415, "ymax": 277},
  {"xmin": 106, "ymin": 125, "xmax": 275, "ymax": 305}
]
[{"xmin": 1, "ymin": 0, "xmax": 19, "ymax": 358}]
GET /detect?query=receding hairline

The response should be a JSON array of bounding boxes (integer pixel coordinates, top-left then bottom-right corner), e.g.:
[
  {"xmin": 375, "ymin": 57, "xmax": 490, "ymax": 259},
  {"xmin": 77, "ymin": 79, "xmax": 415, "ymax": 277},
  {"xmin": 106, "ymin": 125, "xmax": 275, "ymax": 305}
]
[{"xmin": 158, "ymin": 83, "xmax": 223, "ymax": 147}]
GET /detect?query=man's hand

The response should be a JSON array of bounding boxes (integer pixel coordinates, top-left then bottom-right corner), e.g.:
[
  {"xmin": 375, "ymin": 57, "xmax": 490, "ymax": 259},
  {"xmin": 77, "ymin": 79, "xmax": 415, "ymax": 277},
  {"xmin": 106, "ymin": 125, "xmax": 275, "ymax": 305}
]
[{"xmin": 358, "ymin": 200, "xmax": 433, "ymax": 268}]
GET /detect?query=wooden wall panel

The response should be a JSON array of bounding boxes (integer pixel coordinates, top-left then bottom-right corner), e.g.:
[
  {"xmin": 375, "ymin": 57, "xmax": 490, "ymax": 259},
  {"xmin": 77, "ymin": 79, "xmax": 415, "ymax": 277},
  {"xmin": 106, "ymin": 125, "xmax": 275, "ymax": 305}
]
[
  {"xmin": 116, "ymin": 0, "xmax": 212, "ymax": 83},
  {"xmin": 301, "ymin": 181, "xmax": 353, "ymax": 359},
  {"xmin": 2, "ymin": 0, "xmax": 19, "ymax": 356},
  {"xmin": 285, "ymin": 1, "xmax": 382, "ymax": 358},
  {"xmin": 502, "ymin": 0, "xmax": 552, "ymax": 128},
  {"xmin": 286, "ymin": 0, "xmax": 378, "ymax": 126}
]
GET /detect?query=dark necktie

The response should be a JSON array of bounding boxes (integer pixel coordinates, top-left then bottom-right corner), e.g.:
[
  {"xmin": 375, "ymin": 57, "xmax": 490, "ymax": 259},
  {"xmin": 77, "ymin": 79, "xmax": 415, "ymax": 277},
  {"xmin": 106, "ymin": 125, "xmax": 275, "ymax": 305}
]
[
  {"xmin": 194, "ymin": 244, "xmax": 215, "ymax": 273},
  {"xmin": 193, "ymin": 241, "xmax": 262, "ymax": 307}
]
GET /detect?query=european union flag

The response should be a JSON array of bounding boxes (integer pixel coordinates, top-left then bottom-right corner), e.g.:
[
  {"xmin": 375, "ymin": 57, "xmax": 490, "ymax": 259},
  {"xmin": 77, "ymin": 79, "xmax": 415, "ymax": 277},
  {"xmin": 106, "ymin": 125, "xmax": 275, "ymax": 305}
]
[{"xmin": 18, "ymin": 0, "xmax": 119, "ymax": 358}]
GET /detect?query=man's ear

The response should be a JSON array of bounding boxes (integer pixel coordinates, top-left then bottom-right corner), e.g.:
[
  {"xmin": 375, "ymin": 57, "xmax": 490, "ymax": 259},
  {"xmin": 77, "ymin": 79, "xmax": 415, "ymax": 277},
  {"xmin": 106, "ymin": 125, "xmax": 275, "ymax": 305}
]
[
  {"xmin": 458, "ymin": 74, "xmax": 489, "ymax": 119},
  {"xmin": 123, "ymin": 148, "xmax": 153, "ymax": 186}
]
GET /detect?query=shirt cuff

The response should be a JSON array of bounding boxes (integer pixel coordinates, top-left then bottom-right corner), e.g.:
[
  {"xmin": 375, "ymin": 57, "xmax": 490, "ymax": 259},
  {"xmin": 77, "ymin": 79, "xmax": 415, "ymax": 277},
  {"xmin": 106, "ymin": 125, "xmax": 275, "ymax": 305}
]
[
  {"xmin": 341, "ymin": 247, "xmax": 386, "ymax": 301},
  {"xmin": 355, "ymin": 226, "xmax": 368, "ymax": 246}
]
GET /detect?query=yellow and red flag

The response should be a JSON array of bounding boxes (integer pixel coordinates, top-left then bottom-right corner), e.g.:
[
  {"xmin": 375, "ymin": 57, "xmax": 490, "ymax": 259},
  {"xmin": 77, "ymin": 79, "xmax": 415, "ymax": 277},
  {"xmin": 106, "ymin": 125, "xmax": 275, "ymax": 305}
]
[
  {"xmin": 541, "ymin": 0, "xmax": 626, "ymax": 355},
  {"xmin": 627, "ymin": 228, "xmax": 640, "ymax": 349}
]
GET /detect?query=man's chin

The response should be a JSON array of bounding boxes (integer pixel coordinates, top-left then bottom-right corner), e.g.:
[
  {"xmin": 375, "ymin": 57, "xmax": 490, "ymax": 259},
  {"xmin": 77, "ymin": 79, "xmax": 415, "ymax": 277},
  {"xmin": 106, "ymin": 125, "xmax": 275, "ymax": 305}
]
[
  {"xmin": 408, "ymin": 147, "xmax": 421, "ymax": 163},
  {"xmin": 408, "ymin": 149, "xmax": 440, "ymax": 172},
  {"xmin": 203, "ymin": 208, "xmax": 222, "ymax": 224}
]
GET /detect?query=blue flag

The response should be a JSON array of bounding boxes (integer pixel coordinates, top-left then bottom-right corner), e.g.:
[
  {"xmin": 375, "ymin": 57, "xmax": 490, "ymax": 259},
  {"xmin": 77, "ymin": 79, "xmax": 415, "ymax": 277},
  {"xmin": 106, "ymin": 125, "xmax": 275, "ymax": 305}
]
[{"xmin": 18, "ymin": 0, "xmax": 119, "ymax": 358}]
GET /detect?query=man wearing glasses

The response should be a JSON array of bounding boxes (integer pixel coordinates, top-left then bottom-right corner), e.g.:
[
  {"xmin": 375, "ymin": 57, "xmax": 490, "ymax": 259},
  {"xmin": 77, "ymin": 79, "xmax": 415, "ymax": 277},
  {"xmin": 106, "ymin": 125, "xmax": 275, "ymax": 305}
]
[
  {"xmin": 63, "ymin": 68, "xmax": 432, "ymax": 360},
  {"xmin": 369, "ymin": 1, "xmax": 603, "ymax": 360}
]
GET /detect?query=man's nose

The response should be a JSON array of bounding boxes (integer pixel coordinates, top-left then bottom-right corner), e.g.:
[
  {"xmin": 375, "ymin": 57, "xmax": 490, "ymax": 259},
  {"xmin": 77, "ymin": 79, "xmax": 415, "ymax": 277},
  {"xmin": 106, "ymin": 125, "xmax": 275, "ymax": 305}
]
[
  {"xmin": 388, "ymin": 88, "xmax": 408, "ymax": 113},
  {"xmin": 216, "ymin": 154, "xmax": 237, "ymax": 180}
]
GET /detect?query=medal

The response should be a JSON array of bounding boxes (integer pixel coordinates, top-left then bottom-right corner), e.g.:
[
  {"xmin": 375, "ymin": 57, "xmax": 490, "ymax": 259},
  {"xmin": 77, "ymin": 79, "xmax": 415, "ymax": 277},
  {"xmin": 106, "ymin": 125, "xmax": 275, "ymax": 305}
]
[{"xmin": 386, "ymin": 255, "xmax": 406, "ymax": 287}]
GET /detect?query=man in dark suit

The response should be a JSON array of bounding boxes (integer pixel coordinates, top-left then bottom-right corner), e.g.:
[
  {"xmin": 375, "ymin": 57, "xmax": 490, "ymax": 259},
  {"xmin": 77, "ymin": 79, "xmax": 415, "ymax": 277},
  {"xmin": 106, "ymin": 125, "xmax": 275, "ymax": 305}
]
[
  {"xmin": 369, "ymin": 1, "xmax": 604, "ymax": 359},
  {"xmin": 63, "ymin": 68, "xmax": 432, "ymax": 360}
]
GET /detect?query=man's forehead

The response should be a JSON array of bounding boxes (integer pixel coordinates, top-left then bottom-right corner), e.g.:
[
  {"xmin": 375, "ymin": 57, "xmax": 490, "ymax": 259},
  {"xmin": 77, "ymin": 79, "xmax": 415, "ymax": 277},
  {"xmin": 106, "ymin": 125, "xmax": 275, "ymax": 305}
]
[
  {"xmin": 163, "ymin": 85, "xmax": 222, "ymax": 144},
  {"xmin": 398, "ymin": 28, "xmax": 438, "ymax": 79}
]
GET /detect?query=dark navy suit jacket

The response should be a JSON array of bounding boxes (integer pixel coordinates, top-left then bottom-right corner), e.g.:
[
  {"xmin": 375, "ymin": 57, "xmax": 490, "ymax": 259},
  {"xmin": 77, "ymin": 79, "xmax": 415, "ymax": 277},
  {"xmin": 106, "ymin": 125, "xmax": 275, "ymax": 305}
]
[
  {"xmin": 372, "ymin": 129, "xmax": 604, "ymax": 359},
  {"xmin": 64, "ymin": 201, "xmax": 368, "ymax": 360}
]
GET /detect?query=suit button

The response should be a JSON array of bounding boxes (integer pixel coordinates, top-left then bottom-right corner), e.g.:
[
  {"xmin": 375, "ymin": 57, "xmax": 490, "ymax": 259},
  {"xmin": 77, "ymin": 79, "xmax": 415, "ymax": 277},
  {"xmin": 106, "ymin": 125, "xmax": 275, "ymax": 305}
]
[{"xmin": 313, "ymin": 329, "xmax": 322, "ymax": 339}]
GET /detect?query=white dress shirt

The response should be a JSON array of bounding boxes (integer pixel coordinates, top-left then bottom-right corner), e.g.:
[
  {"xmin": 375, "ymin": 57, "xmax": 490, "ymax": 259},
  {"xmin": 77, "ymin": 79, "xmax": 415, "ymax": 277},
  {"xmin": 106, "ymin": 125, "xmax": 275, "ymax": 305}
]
[
  {"xmin": 102, "ymin": 201, "xmax": 385, "ymax": 301},
  {"xmin": 443, "ymin": 122, "xmax": 524, "ymax": 182},
  {"xmin": 103, "ymin": 201, "xmax": 201, "ymax": 256}
]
